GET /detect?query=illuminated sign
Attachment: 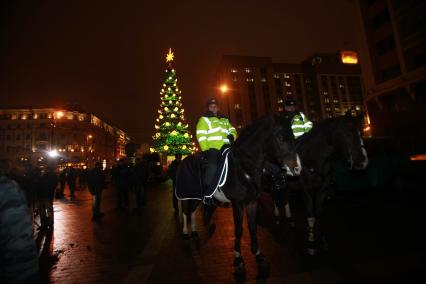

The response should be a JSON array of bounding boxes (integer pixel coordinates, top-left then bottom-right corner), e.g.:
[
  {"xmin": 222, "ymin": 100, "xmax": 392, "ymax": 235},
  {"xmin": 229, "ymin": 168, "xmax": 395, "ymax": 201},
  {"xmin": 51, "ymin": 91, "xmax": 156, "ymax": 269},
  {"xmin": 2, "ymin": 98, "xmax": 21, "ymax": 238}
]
[{"xmin": 340, "ymin": 51, "xmax": 358, "ymax": 64}]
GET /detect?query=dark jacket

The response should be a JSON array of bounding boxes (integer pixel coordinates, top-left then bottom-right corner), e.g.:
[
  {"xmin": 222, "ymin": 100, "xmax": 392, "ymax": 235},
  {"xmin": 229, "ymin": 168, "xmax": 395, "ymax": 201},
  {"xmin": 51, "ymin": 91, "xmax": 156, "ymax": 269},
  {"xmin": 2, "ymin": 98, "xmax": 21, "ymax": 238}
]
[
  {"xmin": 38, "ymin": 171, "xmax": 58, "ymax": 200},
  {"xmin": 167, "ymin": 159, "xmax": 181, "ymax": 184},
  {"xmin": 134, "ymin": 162, "xmax": 149, "ymax": 187},
  {"xmin": 0, "ymin": 176, "xmax": 39, "ymax": 283},
  {"xmin": 87, "ymin": 168, "xmax": 106, "ymax": 195}
]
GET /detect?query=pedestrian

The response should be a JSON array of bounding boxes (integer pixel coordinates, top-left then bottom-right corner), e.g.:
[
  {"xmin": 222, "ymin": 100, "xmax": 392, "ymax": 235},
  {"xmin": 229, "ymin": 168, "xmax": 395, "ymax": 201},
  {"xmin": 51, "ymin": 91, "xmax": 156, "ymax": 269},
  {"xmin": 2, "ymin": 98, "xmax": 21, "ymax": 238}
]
[
  {"xmin": 167, "ymin": 153, "xmax": 182, "ymax": 215},
  {"xmin": 133, "ymin": 158, "xmax": 149, "ymax": 209},
  {"xmin": 87, "ymin": 162, "xmax": 106, "ymax": 221},
  {"xmin": 78, "ymin": 167, "xmax": 88, "ymax": 189},
  {"xmin": 114, "ymin": 159, "xmax": 130, "ymax": 209},
  {"xmin": 67, "ymin": 166, "xmax": 77, "ymax": 198},
  {"xmin": 37, "ymin": 164, "xmax": 58, "ymax": 229},
  {"xmin": 0, "ymin": 161, "xmax": 39, "ymax": 284},
  {"xmin": 57, "ymin": 168, "xmax": 67, "ymax": 199}
]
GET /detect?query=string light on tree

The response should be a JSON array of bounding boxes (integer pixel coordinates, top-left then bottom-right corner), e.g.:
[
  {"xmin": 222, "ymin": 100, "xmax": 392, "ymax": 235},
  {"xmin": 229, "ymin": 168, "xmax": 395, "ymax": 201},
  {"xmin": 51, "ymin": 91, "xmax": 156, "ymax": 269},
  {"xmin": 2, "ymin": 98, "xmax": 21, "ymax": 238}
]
[{"xmin": 151, "ymin": 48, "xmax": 194, "ymax": 155}]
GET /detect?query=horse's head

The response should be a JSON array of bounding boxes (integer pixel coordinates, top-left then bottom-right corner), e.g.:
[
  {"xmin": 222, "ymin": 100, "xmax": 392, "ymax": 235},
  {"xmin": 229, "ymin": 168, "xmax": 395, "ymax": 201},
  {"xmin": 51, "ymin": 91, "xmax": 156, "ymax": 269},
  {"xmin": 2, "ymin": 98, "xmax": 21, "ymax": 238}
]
[
  {"xmin": 266, "ymin": 116, "xmax": 302, "ymax": 176},
  {"xmin": 332, "ymin": 115, "xmax": 368, "ymax": 170}
]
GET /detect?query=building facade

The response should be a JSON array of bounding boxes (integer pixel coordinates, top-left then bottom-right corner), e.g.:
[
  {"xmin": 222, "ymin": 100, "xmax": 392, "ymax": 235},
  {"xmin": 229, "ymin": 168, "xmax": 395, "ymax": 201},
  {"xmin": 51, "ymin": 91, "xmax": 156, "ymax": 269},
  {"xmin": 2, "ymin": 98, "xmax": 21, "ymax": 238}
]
[
  {"xmin": 216, "ymin": 53, "xmax": 365, "ymax": 129},
  {"xmin": 0, "ymin": 107, "xmax": 130, "ymax": 168},
  {"xmin": 353, "ymin": 0, "xmax": 426, "ymax": 138}
]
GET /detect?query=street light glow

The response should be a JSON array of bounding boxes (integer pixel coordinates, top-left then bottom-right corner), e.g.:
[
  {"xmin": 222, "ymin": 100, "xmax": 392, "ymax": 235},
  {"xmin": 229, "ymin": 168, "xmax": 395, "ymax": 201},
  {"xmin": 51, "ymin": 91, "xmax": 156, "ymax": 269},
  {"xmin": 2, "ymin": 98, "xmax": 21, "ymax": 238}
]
[
  {"xmin": 48, "ymin": 149, "xmax": 59, "ymax": 158},
  {"xmin": 54, "ymin": 111, "xmax": 64, "ymax": 119},
  {"xmin": 220, "ymin": 84, "xmax": 228, "ymax": 93}
]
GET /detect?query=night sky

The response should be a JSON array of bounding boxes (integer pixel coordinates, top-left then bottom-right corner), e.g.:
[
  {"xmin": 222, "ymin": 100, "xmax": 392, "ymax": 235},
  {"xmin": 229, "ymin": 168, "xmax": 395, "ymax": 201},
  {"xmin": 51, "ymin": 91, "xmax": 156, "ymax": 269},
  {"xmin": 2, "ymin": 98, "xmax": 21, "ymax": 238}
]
[{"xmin": 0, "ymin": 0, "xmax": 357, "ymax": 144}]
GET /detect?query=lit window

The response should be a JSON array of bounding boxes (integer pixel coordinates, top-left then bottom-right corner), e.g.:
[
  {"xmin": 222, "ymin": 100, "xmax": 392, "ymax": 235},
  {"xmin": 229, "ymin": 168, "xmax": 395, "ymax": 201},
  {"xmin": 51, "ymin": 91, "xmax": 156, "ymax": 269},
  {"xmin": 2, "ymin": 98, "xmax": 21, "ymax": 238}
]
[
  {"xmin": 323, "ymin": 91, "xmax": 328, "ymax": 95},
  {"xmin": 333, "ymin": 99, "xmax": 339, "ymax": 103},
  {"xmin": 234, "ymin": 104, "xmax": 240, "ymax": 109},
  {"xmin": 274, "ymin": 74, "xmax": 280, "ymax": 79},
  {"xmin": 231, "ymin": 68, "xmax": 238, "ymax": 73},
  {"xmin": 286, "ymin": 91, "xmax": 292, "ymax": 95},
  {"xmin": 339, "ymin": 84, "xmax": 345, "ymax": 88},
  {"xmin": 284, "ymin": 74, "xmax": 290, "ymax": 79},
  {"xmin": 355, "ymin": 105, "xmax": 361, "ymax": 111},
  {"xmin": 245, "ymin": 68, "xmax": 251, "ymax": 73},
  {"xmin": 285, "ymin": 82, "xmax": 291, "ymax": 87},
  {"xmin": 261, "ymin": 78, "xmax": 267, "ymax": 82},
  {"xmin": 277, "ymin": 99, "xmax": 283, "ymax": 103},
  {"xmin": 246, "ymin": 78, "xmax": 254, "ymax": 82}
]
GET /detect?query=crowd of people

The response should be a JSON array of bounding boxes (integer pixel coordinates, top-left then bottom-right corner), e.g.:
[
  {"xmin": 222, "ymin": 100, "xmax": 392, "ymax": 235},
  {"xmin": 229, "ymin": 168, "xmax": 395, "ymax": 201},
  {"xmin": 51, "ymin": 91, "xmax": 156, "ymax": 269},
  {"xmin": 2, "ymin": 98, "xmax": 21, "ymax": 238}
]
[{"xmin": 0, "ymin": 156, "xmax": 153, "ymax": 283}]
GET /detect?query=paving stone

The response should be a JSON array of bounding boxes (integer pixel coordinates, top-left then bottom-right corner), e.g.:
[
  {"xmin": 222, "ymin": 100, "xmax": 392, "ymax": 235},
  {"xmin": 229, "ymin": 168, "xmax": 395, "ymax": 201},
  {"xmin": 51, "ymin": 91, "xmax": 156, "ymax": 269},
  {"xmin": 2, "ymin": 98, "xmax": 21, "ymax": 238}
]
[{"xmin": 39, "ymin": 181, "xmax": 426, "ymax": 283}]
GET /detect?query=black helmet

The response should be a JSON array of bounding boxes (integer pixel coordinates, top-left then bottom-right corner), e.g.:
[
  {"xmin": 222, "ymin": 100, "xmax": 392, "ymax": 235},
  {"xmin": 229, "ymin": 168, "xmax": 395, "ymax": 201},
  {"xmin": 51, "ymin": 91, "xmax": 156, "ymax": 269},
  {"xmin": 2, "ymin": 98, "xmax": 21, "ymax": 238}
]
[
  {"xmin": 206, "ymin": 98, "xmax": 218, "ymax": 107},
  {"xmin": 284, "ymin": 98, "xmax": 297, "ymax": 107}
]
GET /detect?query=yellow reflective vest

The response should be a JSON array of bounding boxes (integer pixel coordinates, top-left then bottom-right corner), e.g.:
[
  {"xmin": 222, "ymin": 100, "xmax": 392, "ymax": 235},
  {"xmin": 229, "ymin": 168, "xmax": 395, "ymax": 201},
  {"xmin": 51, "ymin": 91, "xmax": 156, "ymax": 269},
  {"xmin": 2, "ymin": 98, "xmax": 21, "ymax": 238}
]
[
  {"xmin": 291, "ymin": 112, "xmax": 313, "ymax": 138},
  {"xmin": 196, "ymin": 115, "xmax": 237, "ymax": 151}
]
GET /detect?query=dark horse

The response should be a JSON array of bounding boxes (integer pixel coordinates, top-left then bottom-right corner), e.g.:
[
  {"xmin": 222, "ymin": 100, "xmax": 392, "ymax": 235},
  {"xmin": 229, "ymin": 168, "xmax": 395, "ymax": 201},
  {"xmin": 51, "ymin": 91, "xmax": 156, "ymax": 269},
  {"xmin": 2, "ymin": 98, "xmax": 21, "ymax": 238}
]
[
  {"xmin": 176, "ymin": 115, "xmax": 300, "ymax": 277},
  {"xmin": 273, "ymin": 114, "xmax": 368, "ymax": 255}
]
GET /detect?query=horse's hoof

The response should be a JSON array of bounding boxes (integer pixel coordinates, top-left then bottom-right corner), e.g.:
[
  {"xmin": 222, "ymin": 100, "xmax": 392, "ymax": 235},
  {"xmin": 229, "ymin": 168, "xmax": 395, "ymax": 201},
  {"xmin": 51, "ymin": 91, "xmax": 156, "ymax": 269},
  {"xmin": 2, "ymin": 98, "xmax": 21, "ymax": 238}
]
[
  {"xmin": 191, "ymin": 231, "xmax": 199, "ymax": 241},
  {"xmin": 286, "ymin": 218, "xmax": 296, "ymax": 228},
  {"xmin": 255, "ymin": 253, "xmax": 267, "ymax": 264},
  {"xmin": 320, "ymin": 237, "xmax": 329, "ymax": 251},
  {"xmin": 233, "ymin": 256, "xmax": 245, "ymax": 268},
  {"xmin": 233, "ymin": 257, "xmax": 246, "ymax": 282},
  {"xmin": 307, "ymin": 248, "xmax": 316, "ymax": 256},
  {"xmin": 256, "ymin": 253, "xmax": 270, "ymax": 277}
]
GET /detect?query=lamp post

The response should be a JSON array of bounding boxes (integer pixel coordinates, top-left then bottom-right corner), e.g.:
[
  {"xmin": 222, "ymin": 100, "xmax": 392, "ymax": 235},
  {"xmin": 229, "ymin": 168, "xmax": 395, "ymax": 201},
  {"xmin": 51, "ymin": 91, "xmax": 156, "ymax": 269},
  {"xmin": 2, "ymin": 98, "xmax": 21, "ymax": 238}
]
[
  {"xmin": 220, "ymin": 84, "xmax": 230, "ymax": 118},
  {"xmin": 86, "ymin": 134, "xmax": 93, "ymax": 167}
]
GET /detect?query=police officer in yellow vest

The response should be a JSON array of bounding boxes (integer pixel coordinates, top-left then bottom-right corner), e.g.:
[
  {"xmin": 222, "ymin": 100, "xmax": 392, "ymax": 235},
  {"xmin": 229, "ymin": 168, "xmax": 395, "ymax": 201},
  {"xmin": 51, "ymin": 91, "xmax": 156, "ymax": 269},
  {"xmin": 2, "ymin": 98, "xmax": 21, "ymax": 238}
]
[
  {"xmin": 281, "ymin": 98, "xmax": 313, "ymax": 138},
  {"xmin": 196, "ymin": 98, "xmax": 237, "ymax": 190}
]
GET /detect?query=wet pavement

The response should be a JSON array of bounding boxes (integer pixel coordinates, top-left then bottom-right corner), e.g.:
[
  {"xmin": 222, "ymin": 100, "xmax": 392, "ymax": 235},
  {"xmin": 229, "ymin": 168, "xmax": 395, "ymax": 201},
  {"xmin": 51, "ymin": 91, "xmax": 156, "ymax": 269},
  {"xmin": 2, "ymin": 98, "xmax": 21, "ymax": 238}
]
[{"xmin": 38, "ymin": 180, "xmax": 426, "ymax": 283}]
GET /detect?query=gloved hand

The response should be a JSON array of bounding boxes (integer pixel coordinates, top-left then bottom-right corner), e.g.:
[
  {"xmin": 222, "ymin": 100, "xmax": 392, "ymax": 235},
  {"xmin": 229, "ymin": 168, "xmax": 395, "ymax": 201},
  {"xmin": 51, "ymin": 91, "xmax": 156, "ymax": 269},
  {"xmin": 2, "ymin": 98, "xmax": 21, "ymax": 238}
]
[{"xmin": 227, "ymin": 134, "xmax": 235, "ymax": 144}]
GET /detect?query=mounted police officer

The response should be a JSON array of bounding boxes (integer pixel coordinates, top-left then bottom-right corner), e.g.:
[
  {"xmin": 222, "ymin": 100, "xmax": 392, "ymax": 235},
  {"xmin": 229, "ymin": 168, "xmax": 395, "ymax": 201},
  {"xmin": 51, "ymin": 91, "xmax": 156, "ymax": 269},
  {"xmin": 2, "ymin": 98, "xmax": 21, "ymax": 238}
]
[
  {"xmin": 280, "ymin": 98, "xmax": 313, "ymax": 139},
  {"xmin": 196, "ymin": 98, "xmax": 237, "ymax": 193}
]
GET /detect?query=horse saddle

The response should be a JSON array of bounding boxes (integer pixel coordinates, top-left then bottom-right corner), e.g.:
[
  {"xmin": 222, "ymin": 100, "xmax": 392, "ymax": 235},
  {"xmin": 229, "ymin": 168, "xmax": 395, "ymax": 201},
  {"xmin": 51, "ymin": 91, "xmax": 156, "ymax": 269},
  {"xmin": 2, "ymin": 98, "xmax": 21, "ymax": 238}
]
[{"xmin": 175, "ymin": 147, "xmax": 231, "ymax": 201}]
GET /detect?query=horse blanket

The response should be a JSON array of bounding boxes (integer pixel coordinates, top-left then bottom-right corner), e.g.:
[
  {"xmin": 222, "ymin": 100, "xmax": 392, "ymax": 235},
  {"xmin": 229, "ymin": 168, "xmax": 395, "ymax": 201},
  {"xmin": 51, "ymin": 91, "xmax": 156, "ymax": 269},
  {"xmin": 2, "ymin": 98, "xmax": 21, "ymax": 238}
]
[{"xmin": 175, "ymin": 147, "xmax": 231, "ymax": 200}]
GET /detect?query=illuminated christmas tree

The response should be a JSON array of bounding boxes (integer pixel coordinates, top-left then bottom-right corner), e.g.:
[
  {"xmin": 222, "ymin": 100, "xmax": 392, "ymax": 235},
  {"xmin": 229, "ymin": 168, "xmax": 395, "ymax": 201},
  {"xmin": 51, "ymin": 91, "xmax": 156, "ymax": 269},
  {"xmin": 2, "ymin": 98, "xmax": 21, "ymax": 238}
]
[{"xmin": 151, "ymin": 48, "xmax": 194, "ymax": 156}]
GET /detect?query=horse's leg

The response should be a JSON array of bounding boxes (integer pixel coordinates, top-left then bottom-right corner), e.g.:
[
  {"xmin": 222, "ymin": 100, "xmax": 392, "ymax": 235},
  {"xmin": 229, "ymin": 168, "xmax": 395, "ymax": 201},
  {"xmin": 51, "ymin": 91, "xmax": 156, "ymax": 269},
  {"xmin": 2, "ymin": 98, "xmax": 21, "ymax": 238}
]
[
  {"xmin": 302, "ymin": 184, "xmax": 317, "ymax": 256},
  {"xmin": 282, "ymin": 183, "xmax": 295, "ymax": 228},
  {"xmin": 284, "ymin": 202, "xmax": 295, "ymax": 228},
  {"xmin": 203, "ymin": 203, "xmax": 217, "ymax": 236},
  {"xmin": 314, "ymin": 177, "xmax": 332, "ymax": 252},
  {"xmin": 273, "ymin": 201, "xmax": 281, "ymax": 225},
  {"xmin": 246, "ymin": 200, "xmax": 269, "ymax": 275},
  {"xmin": 232, "ymin": 201, "xmax": 245, "ymax": 276},
  {"xmin": 272, "ymin": 188, "xmax": 281, "ymax": 225},
  {"xmin": 181, "ymin": 201, "xmax": 190, "ymax": 241},
  {"xmin": 190, "ymin": 208, "xmax": 199, "ymax": 241}
]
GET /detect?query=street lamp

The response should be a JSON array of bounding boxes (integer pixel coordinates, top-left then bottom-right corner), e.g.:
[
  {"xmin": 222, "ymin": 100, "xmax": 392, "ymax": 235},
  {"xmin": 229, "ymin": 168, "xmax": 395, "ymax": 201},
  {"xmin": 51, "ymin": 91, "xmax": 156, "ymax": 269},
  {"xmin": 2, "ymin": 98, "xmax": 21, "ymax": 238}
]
[
  {"xmin": 220, "ymin": 84, "xmax": 230, "ymax": 118},
  {"xmin": 220, "ymin": 84, "xmax": 228, "ymax": 94},
  {"xmin": 48, "ymin": 149, "xmax": 59, "ymax": 158}
]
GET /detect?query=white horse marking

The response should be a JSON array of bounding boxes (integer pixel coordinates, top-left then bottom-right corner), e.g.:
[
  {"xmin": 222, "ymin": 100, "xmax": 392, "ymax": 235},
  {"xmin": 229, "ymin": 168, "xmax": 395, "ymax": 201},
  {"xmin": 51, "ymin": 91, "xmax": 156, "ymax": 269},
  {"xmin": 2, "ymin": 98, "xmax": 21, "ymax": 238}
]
[{"xmin": 294, "ymin": 154, "xmax": 302, "ymax": 175}]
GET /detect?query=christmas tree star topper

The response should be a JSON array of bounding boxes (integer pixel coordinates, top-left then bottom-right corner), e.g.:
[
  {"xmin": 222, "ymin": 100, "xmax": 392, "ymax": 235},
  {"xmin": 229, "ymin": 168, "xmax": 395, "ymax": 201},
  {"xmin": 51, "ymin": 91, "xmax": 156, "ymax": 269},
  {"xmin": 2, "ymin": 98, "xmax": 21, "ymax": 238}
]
[{"xmin": 166, "ymin": 48, "xmax": 174, "ymax": 63}]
